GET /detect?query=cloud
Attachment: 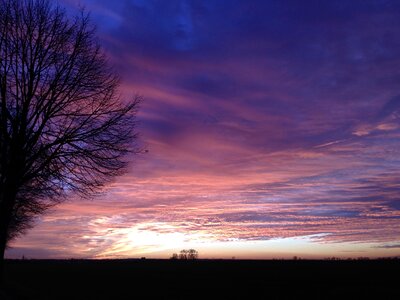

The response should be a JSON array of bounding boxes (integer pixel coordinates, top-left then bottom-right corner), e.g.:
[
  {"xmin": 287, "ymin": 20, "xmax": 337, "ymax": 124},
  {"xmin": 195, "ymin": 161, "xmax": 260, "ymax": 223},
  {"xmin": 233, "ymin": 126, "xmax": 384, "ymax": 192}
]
[
  {"xmin": 374, "ymin": 243, "xmax": 400, "ymax": 249},
  {"xmin": 6, "ymin": 0, "xmax": 400, "ymax": 258}
]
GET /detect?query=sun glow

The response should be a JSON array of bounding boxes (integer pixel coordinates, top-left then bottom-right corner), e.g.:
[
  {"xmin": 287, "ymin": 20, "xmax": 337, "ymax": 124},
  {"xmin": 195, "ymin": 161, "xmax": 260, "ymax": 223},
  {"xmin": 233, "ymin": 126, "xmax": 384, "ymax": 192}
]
[
  {"xmin": 126, "ymin": 226, "xmax": 186, "ymax": 249},
  {"xmin": 91, "ymin": 222, "xmax": 215, "ymax": 258}
]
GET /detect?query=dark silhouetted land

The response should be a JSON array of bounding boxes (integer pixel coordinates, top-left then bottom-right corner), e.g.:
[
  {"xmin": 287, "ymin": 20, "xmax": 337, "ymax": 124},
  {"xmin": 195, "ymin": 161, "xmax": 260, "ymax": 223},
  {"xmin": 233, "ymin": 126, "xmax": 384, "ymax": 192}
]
[{"xmin": 1, "ymin": 259, "xmax": 399, "ymax": 299}]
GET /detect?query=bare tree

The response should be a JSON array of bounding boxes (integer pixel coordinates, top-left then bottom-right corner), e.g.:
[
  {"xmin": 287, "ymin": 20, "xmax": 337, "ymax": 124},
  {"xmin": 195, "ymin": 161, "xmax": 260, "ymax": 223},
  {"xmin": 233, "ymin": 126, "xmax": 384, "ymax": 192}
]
[
  {"xmin": 187, "ymin": 249, "xmax": 198, "ymax": 260},
  {"xmin": 178, "ymin": 249, "xmax": 198, "ymax": 260},
  {"xmin": 0, "ymin": 0, "xmax": 141, "ymax": 269},
  {"xmin": 179, "ymin": 249, "xmax": 188, "ymax": 260}
]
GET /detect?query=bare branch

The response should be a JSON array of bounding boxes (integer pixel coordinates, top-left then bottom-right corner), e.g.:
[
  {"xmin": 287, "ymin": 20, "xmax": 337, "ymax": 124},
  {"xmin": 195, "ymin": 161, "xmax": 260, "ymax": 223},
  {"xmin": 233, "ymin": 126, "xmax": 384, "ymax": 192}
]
[{"xmin": 0, "ymin": 0, "xmax": 141, "ymax": 250}]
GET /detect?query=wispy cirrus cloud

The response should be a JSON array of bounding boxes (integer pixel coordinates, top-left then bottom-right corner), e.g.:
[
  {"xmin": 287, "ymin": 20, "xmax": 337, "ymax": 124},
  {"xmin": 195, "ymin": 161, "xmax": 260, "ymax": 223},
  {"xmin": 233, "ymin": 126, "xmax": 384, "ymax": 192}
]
[{"xmin": 6, "ymin": 0, "xmax": 400, "ymax": 259}]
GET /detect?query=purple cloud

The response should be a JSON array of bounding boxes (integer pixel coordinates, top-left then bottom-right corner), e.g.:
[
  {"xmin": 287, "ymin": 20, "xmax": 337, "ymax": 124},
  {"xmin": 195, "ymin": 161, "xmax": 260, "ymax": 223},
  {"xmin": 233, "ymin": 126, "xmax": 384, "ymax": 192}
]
[{"xmin": 6, "ymin": 0, "xmax": 400, "ymax": 259}]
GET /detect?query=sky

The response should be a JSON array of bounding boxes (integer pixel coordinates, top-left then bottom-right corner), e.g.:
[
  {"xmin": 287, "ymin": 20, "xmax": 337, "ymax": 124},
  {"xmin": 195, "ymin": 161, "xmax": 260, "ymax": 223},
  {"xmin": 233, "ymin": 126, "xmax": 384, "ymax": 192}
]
[{"xmin": 6, "ymin": 0, "xmax": 400, "ymax": 259}]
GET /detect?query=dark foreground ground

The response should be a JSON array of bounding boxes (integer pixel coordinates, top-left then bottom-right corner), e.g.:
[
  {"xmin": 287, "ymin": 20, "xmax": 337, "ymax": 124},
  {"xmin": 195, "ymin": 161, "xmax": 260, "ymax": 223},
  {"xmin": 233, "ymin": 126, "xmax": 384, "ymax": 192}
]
[{"xmin": 1, "ymin": 259, "xmax": 399, "ymax": 299}]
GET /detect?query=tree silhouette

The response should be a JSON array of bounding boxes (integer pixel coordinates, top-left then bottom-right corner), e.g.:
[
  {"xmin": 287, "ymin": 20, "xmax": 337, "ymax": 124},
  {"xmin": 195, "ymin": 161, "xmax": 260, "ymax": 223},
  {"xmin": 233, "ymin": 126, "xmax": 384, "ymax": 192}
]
[
  {"xmin": 179, "ymin": 249, "xmax": 188, "ymax": 260},
  {"xmin": 178, "ymin": 249, "xmax": 198, "ymax": 260},
  {"xmin": 187, "ymin": 249, "xmax": 199, "ymax": 260},
  {"xmin": 0, "ymin": 0, "xmax": 141, "ymax": 269}
]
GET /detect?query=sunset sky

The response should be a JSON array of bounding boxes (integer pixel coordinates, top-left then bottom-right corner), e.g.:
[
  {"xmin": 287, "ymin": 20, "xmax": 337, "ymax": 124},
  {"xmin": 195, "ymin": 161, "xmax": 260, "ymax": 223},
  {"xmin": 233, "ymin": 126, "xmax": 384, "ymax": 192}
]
[{"xmin": 6, "ymin": 0, "xmax": 400, "ymax": 259}]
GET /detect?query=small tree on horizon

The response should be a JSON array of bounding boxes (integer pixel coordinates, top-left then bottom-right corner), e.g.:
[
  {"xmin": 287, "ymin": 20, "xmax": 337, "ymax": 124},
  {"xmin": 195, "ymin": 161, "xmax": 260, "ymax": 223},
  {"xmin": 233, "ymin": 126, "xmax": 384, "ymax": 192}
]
[
  {"xmin": 179, "ymin": 249, "xmax": 188, "ymax": 260},
  {"xmin": 0, "ymin": 0, "xmax": 141, "ymax": 273},
  {"xmin": 177, "ymin": 249, "xmax": 198, "ymax": 260},
  {"xmin": 187, "ymin": 249, "xmax": 198, "ymax": 260}
]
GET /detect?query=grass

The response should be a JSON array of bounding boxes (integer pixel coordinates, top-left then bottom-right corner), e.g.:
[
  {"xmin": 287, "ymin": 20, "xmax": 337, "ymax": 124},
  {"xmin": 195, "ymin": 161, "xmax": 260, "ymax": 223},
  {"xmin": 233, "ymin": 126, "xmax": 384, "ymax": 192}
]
[{"xmin": 1, "ymin": 258, "xmax": 399, "ymax": 299}]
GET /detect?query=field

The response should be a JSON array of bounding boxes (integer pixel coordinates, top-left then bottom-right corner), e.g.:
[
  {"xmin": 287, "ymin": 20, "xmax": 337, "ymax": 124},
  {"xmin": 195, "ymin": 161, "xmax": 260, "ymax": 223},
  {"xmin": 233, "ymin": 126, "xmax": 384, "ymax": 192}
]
[{"xmin": 1, "ymin": 259, "xmax": 399, "ymax": 299}]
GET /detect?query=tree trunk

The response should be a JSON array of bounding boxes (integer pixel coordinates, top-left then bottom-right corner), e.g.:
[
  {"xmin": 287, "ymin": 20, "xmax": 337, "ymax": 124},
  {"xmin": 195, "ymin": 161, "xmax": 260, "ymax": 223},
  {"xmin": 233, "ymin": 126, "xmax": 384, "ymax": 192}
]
[
  {"xmin": 0, "ymin": 187, "xmax": 16, "ymax": 285},
  {"xmin": 0, "ymin": 210, "xmax": 8, "ymax": 286},
  {"xmin": 0, "ymin": 230, "xmax": 6, "ymax": 285}
]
